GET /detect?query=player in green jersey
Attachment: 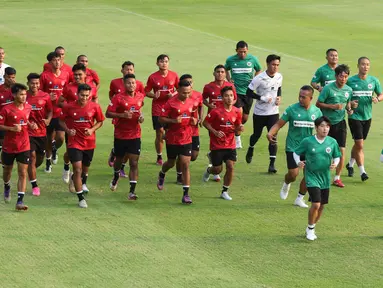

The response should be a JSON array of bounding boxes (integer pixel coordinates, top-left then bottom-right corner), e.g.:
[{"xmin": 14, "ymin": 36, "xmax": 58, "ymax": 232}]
[
  {"xmin": 294, "ymin": 116, "xmax": 341, "ymax": 241},
  {"xmin": 267, "ymin": 85, "xmax": 322, "ymax": 208},
  {"xmin": 311, "ymin": 48, "xmax": 338, "ymax": 92},
  {"xmin": 225, "ymin": 41, "xmax": 262, "ymax": 148},
  {"xmin": 345, "ymin": 57, "xmax": 383, "ymax": 181},
  {"xmin": 316, "ymin": 64, "xmax": 358, "ymax": 188}
]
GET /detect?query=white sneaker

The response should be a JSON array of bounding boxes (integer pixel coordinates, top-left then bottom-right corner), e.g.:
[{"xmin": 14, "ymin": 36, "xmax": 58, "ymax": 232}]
[
  {"xmin": 82, "ymin": 184, "xmax": 89, "ymax": 194},
  {"xmin": 62, "ymin": 169, "xmax": 70, "ymax": 184},
  {"xmin": 280, "ymin": 183, "xmax": 291, "ymax": 200},
  {"xmin": 221, "ymin": 192, "xmax": 232, "ymax": 200},
  {"xmin": 306, "ymin": 227, "xmax": 317, "ymax": 241},
  {"xmin": 213, "ymin": 174, "xmax": 221, "ymax": 182},
  {"xmin": 110, "ymin": 180, "xmax": 118, "ymax": 191},
  {"xmin": 68, "ymin": 173, "xmax": 75, "ymax": 193},
  {"xmin": 78, "ymin": 199, "xmax": 88, "ymax": 208},
  {"xmin": 202, "ymin": 169, "xmax": 210, "ymax": 182},
  {"xmin": 44, "ymin": 166, "xmax": 52, "ymax": 173},
  {"xmin": 235, "ymin": 136, "xmax": 242, "ymax": 149},
  {"xmin": 294, "ymin": 197, "xmax": 308, "ymax": 208},
  {"xmin": 52, "ymin": 153, "xmax": 58, "ymax": 165}
]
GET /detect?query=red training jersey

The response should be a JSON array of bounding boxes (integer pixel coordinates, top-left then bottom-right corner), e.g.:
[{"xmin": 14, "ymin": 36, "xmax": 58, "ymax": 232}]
[
  {"xmin": 43, "ymin": 62, "xmax": 73, "ymax": 78},
  {"xmin": 106, "ymin": 92, "xmax": 145, "ymax": 140},
  {"xmin": 40, "ymin": 70, "xmax": 70, "ymax": 118},
  {"xmin": 109, "ymin": 78, "xmax": 145, "ymax": 98},
  {"xmin": 145, "ymin": 70, "xmax": 179, "ymax": 116},
  {"xmin": 190, "ymin": 90, "xmax": 203, "ymax": 137},
  {"xmin": 0, "ymin": 85, "xmax": 13, "ymax": 111},
  {"xmin": 62, "ymin": 82, "xmax": 98, "ymax": 104},
  {"xmin": 205, "ymin": 106, "xmax": 242, "ymax": 150},
  {"xmin": 160, "ymin": 96, "xmax": 195, "ymax": 145},
  {"xmin": 202, "ymin": 81, "xmax": 237, "ymax": 112},
  {"xmin": 60, "ymin": 101, "xmax": 105, "ymax": 150},
  {"xmin": 68, "ymin": 67, "xmax": 100, "ymax": 86},
  {"xmin": 0, "ymin": 103, "xmax": 32, "ymax": 153},
  {"xmin": 26, "ymin": 91, "xmax": 53, "ymax": 137}
]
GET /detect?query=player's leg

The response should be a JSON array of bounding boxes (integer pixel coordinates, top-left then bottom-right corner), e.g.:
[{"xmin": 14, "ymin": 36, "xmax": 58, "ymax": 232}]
[
  {"xmin": 16, "ymin": 159, "xmax": 29, "ymax": 211},
  {"xmin": 153, "ymin": 116, "xmax": 164, "ymax": 165},
  {"xmin": 234, "ymin": 97, "xmax": 244, "ymax": 149},
  {"xmin": 62, "ymin": 133, "xmax": 71, "ymax": 184},
  {"xmin": 346, "ymin": 119, "xmax": 361, "ymax": 177},
  {"xmin": 203, "ymin": 150, "xmax": 224, "ymax": 182},
  {"xmin": 332, "ymin": 121, "xmax": 347, "ymax": 187},
  {"xmin": 108, "ymin": 147, "xmax": 116, "ymax": 167},
  {"xmin": 179, "ymin": 147, "xmax": 192, "ymax": 204},
  {"xmin": 110, "ymin": 139, "xmax": 126, "ymax": 191},
  {"xmin": 28, "ymin": 150, "xmax": 40, "ymax": 196},
  {"xmin": 175, "ymin": 157, "xmax": 182, "ymax": 185},
  {"xmin": 120, "ymin": 154, "xmax": 129, "ymax": 178},
  {"xmin": 45, "ymin": 125, "xmax": 54, "ymax": 173},
  {"xmin": 2, "ymin": 152, "xmax": 14, "ymax": 203},
  {"xmin": 266, "ymin": 114, "xmax": 279, "ymax": 173},
  {"xmin": 246, "ymin": 114, "xmax": 266, "ymax": 164},
  {"xmin": 306, "ymin": 187, "xmax": 321, "ymax": 241},
  {"xmin": 157, "ymin": 144, "xmax": 177, "ymax": 190},
  {"xmin": 191, "ymin": 136, "xmax": 200, "ymax": 162},
  {"xmin": 68, "ymin": 148, "xmax": 87, "ymax": 208},
  {"xmin": 127, "ymin": 138, "xmax": 141, "ymax": 200},
  {"xmin": 353, "ymin": 119, "xmax": 370, "ymax": 181},
  {"xmin": 280, "ymin": 153, "xmax": 299, "ymax": 200},
  {"xmin": 221, "ymin": 156, "xmax": 236, "ymax": 200},
  {"xmin": 52, "ymin": 130, "xmax": 65, "ymax": 165},
  {"xmin": 81, "ymin": 165, "xmax": 90, "ymax": 194},
  {"xmin": 241, "ymin": 94, "xmax": 253, "ymax": 125},
  {"xmin": 314, "ymin": 188, "xmax": 329, "ymax": 224}
]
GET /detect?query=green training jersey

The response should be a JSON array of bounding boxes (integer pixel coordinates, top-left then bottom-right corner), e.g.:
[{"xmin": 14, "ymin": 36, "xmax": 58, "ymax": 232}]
[
  {"xmin": 295, "ymin": 135, "xmax": 341, "ymax": 189},
  {"xmin": 347, "ymin": 75, "xmax": 382, "ymax": 121},
  {"xmin": 225, "ymin": 54, "xmax": 262, "ymax": 95},
  {"xmin": 317, "ymin": 82, "xmax": 352, "ymax": 125},
  {"xmin": 311, "ymin": 64, "xmax": 336, "ymax": 88},
  {"xmin": 281, "ymin": 103, "xmax": 323, "ymax": 152}
]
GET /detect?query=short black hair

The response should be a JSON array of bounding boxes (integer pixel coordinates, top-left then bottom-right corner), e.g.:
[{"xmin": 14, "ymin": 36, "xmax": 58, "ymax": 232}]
[
  {"xmin": 77, "ymin": 54, "xmax": 87, "ymax": 61},
  {"xmin": 214, "ymin": 64, "xmax": 225, "ymax": 71},
  {"xmin": 55, "ymin": 46, "xmax": 65, "ymax": 51},
  {"xmin": 178, "ymin": 79, "xmax": 191, "ymax": 88},
  {"xmin": 77, "ymin": 83, "xmax": 92, "ymax": 94},
  {"xmin": 358, "ymin": 56, "xmax": 370, "ymax": 65},
  {"xmin": 4, "ymin": 67, "xmax": 16, "ymax": 75},
  {"xmin": 315, "ymin": 116, "xmax": 331, "ymax": 127},
  {"xmin": 72, "ymin": 63, "xmax": 86, "ymax": 73},
  {"xmin": 335, "ymin": 64, "xmax": 350, "ymax": 76},
  {"xmin": 11, "ymin": 83, "xmax": 27, "ymax": 95},
  {"xmin": 221, "ymin": 86, "xmax": 233, "ymax": 96},
  {"xmin": 300, "ymin": 85, "xmax": 314, "ymax": 94},
  {"xmin": 123, "ymin": 74, "xmax": 136, "ymax": 81},
  {"xmin": 122, "ymin": 61, "xmax": 134, "ymax": 68},
  {"xmin": 27, "ymin": 73, "xmax": 40, "ymax": 82},
  {"xmin": 326, "ymin": 48, "xmax": 337, "ymax": 55},
  {"xmin": 47, "ymin": 51, "xmax": 60, "ymax": 62},
  {"xmin": 157, "ymin": 54, "xmax": 169, "ymax": 62},
  {"xmin": 179, "ymin": 74, "xmax": 193, "ymax": 81},
  {"xmin": 236, "ymin": 40, "xmax": 248, "ymax": 49},
  {"xmin": 266, "ymin": 54, "xmax": 281, "ymax": 64}
]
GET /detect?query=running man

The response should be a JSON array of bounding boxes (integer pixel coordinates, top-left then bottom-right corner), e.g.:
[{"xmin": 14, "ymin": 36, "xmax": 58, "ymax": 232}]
[{"xmin": 311, "ymin": 48, "xmax": 338, "ymax": 92}]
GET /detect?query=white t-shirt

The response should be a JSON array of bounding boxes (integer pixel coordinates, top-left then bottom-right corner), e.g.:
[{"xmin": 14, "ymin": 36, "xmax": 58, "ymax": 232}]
[
  {"xmin": 248, "ymin": 71, "xmax": 283, "ymax": 116},
  {"xmin": 0, "ymin": 63, "xmax": 10, "ymax": 85}
]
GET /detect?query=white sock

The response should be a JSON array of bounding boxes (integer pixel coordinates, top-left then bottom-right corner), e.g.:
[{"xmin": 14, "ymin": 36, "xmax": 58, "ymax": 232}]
[
  {"xmin": 349, "ymin": 158, "xmax": 356, "ymax": 167},
  {"xmin": 334, "ymin": 175, "xmax": 340, "ymax": 181},
  {"xmin": 282, "ymin": 182, "xmax": 289, "ymax": 189},
  {"xmin": 297, "ymin": 193, "xmax": 304, "ymax": 200},
  {"xmin": 359, "ymin": 165, "xmax": 366, "ymax": 175},
  {"xmin": 308, "ymin": 224, "xmax": 315, "ymax": 229}
]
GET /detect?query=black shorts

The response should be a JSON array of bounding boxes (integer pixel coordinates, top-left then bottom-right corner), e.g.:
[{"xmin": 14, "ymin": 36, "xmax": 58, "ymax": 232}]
[
  {"xmin": 348, "ymin": 118, "xmax": 371, "ymax": 141},
  {"xmin": 252, "ymin": 114, "xmax": 279, "ymax": 136},
  {"xmin": 286, "ymin": 151, "xmax": 305, "ymax": 170},
  {"xmin": 152, "ymin": 116, "xmax": 164, "ymax": 130},
  {"xmin": 114, "ymin": 138, "xmax": 141, "ymax": 157},
  {"xmin": 30, "ymin": 136, "xmax": 47, "ymax": 155},
  {"xmin": 2, "ymin": 151, "xmax": 30, "ymax": 166},
  {"xmin": 307, "ymin": 187, "xmax": 329, "ymax": 204},
  {"xmin": 234, "ymin": 94, "xmax": 253, "ymax": 115},
  {"xmin": 47, "ymin": 118, "xmax": 65, "ymax": 133},
  {"xmin": 0, "ymin": 130, "xmax": 5, "ymax": 141},
  {"xmin": 166, "ymin": 143, "xmax": 192, "ymax": 159},
  {"xmin": 192, "ymin": 136, "xmax": 200, "ymax": 151},
  {"xmin": 211, "ymin": 149, "xmax": 237, "ymax": 167},
  {"xmin": 328, "ymin": 120, "xmax": 347, "ymax": 148},
  {"xmin": 67, "ymin": 148, "xmax": 94, "ymax": 166}
]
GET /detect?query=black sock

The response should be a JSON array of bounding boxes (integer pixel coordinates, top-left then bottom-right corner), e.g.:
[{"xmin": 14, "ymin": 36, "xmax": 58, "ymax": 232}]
[
  {"xmin": 159, "ymin": 171, "xmax": 165, "ymax": 178},
  {"xmin": 157, "ymin": 154, "xmax": 162, "ymax": 160},
  {"xmin": 269, "ymin": 157, "xmax": 276, "ymax": 165},
  {"xmin": 222, "ymin": 185, "xmax": 229, "ymax": 193},
  {"xmin": 46, "ymin": 158, "xmax": 51, "ymax": 167},
  {"xmin": 113, "ymin": 170, "xmax": 120, "ymax": 185},
  {"xmin": 298, "ymin": 192, "xmax": 305, "ymax": 196},
  {"xmin": 130, "ymin": 181, "xmax": 137, "ymax": 193},
  {"xmin": 82, "ymin": 173, "xmax": 88, "ymax": 185},
  {"xmin": 183, "ymin": 185, "xmax": 189, "ymax": 196},
  {"xmin": 17, "ymin": 192, "xmax": 24, "ymax": 202},
  {"xmin": 4, "ymin": 182, "xmax": 10, "ymax": 190},
  {"xmin": 30, "ymin": 180, "xmax": 38, "ymax": 188},
  {"xmin": 64, "ymin": 162, "xmax": 70, "ymax": 171},
  {"xmin": 52, "ymin": 149, "xmax": 57, "ymax": 159},
  {"xmin": 52, "ymin": 140, "xmax": 56, "ymax": 150},
  {"xmin": 121, "ymin": 163, "xmax": 126, "ymax": 171},
  {"xmin": 177, "ymin": 172, "xmax": 182, "ymax": 179},
  {"xmin": 77, "ymin": 191, "xmax": 85, "ymax": 201},
  {"xmin": 0, "ymin": 146, "xmax": 2, "ymax": 153},
  {"xmin": 111, "ymin": 148, "xmax": 116, "ymax": 157}
]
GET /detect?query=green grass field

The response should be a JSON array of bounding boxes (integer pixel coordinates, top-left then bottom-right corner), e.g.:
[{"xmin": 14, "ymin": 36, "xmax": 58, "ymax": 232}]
[{"xmin": 1, "ymin": 0, "xmax": 383, "ymax": 287}]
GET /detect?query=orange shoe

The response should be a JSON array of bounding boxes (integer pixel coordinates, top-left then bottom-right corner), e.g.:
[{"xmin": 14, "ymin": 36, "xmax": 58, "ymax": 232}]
[{"xmin": 333, "ymin": 179, "xmax": 345, "ymax": 188}]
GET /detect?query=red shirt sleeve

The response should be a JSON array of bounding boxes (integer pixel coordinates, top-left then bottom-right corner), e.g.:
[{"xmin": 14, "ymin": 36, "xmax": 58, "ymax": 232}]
[
  {"xmin": 94, "ymin": 104, "xmax": 105, "ymax": 122},
  {"xmin": 205, "ymin": 109, "xmax": 216, "ymax": 125},
  {"xmin": 0, "ymin": 108, "xmax": 7, "ymax": 126},
  {"xmin": 202, "ymin": 85, "xmax": 209, "ymax": 100},
  {"xmin": 90, "ymin": 69, "xmax": 100, "ymax": 84},
  {"xmin": 231, "ymin": 83, "xmax": 237, "ymax": 100},
  {"xmin": 60, "ymin": 106, "xmax": 68, "ymax": 121},
  {"xmin": 109, "ymin": 80, "xmax": 114, "ymax": 98},
  {"xmin": 174, "ymin": 74, "xmax": 179, "ymax": 89},
  {"xmin": 62, "ymin": 85, "xmax": 69, "ymax": 100},
  {"xmin": 144, "ymin": 75, "xmax": 153, "ymax": 93},
  {"xmin": 137, "ymin": 81, "xmax": 145, "ymax": 95},
  {"xmin": 45, "ymin": 95, "xmax": 53, "ymax": 112},
  {"xmin": 39, "ymin": 74, "xmax": 46, "ymax": 92},
  {"xmin": 91, "ymin": 86, "xmax": 98, "ymax": 100},
  {"xmin": 106, "ymin": 96, "xmax": 119, "ymax": 113},
  {"xmin": 235, "ymin": 109, "xmax": 242, "ymax": 126},
  {"xmin": 160, "ymin": 101, "xmax": 171, "ymax": 117}
]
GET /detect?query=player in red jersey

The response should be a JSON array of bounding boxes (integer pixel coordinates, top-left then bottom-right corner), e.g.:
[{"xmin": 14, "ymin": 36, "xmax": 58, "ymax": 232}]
[
  {"xmin": 202, "ymin": 86, "xmax": 244, "ymax": 200},
  {"xmin": 174, "ymin": 74, "xmax": 204, "ymax": 184},
  {"xmin": 43, "ymin": 46, "xmax": 72, "ymax": 77},
  {"xmin": 107, "ymin": 61, "xmax": 145, "ymax": 177},
  {"xmin": 0, "ymin": 84, "xmax": 33, "ymax": 210},
  {"xmin": 0, "ymin": 67, "xmax": 16, "ymax": 151},
  {"xmin": 40, "ymin": 51, "xmax": 70, "ymax": 173},
  {"xmin": 106, "ymin": 74, "xmax": 145, "ymax": 200},
  {"xmin": 145, "ymin": 54, "xmax": 179, "ymax": 166},
  {"xmin": 58, "ymin": 63, "xmax": 98, "ymax": 189},
  {"xmin": 76, "ymin": 55, "xmax": 100, "ymax": 90},
  {"xmin": 26, "ymin": 73, "xmax": 52, "ymax": 196},
  {"xmin": 59, "ymin": 84, "xmax": 105, "ymax": 208},
  {"xmin": 156, "ymin": 80, "xmax": 197, "ymax": 204}
]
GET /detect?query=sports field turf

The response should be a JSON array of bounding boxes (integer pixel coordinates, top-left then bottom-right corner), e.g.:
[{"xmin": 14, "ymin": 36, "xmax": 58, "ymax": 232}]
[{"xmin": 1, "ymin": 1, "xmax": 383, "ymax": 287}]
